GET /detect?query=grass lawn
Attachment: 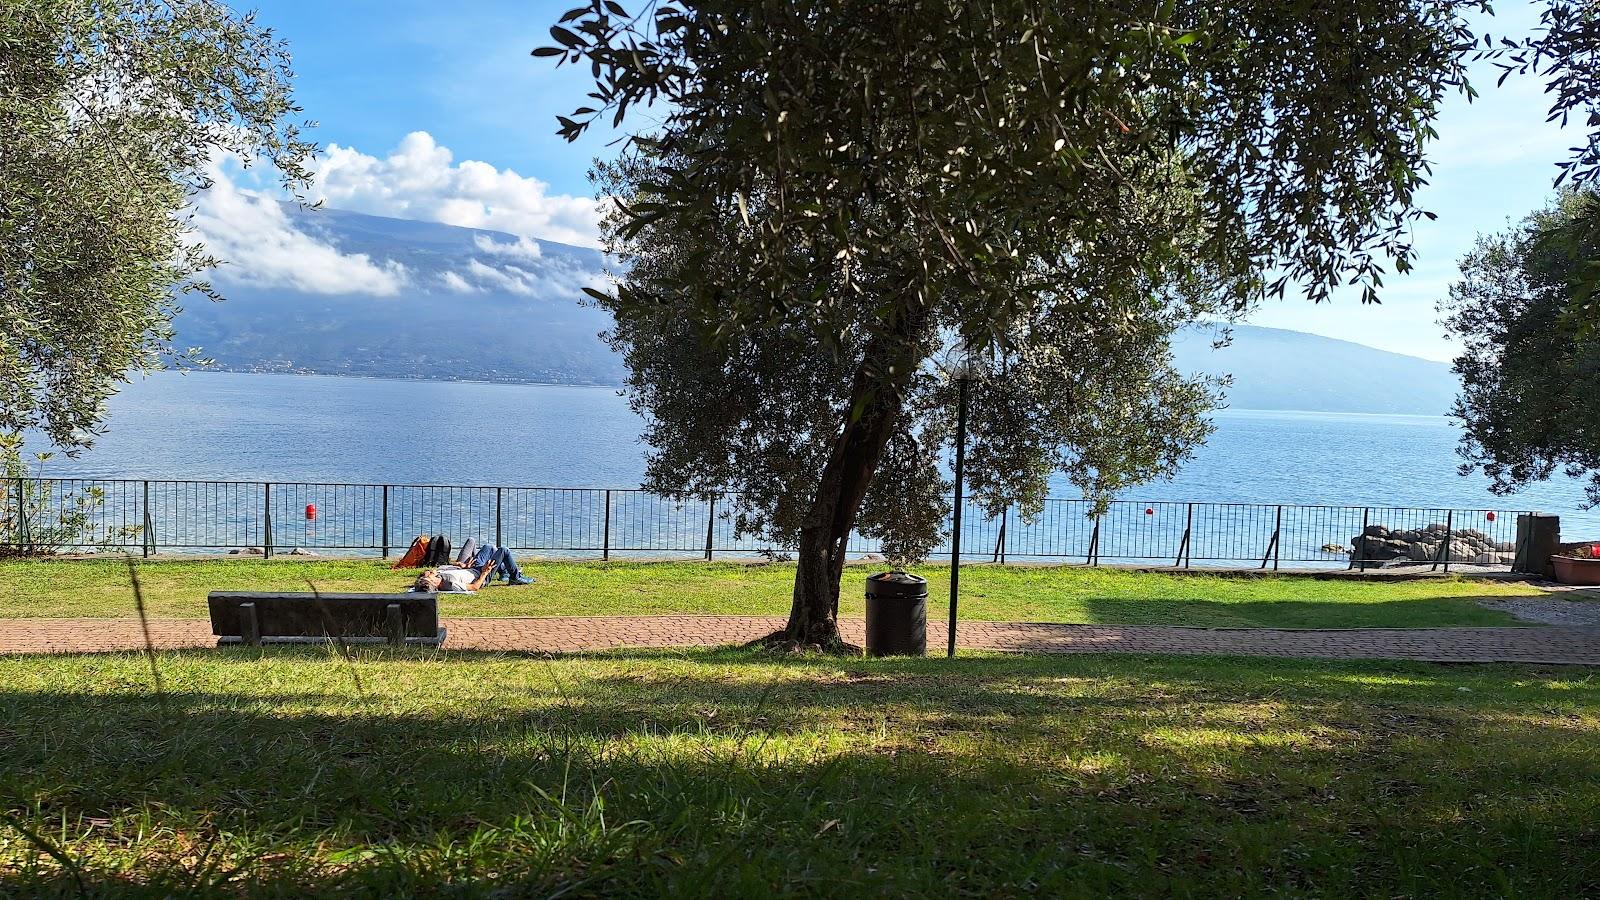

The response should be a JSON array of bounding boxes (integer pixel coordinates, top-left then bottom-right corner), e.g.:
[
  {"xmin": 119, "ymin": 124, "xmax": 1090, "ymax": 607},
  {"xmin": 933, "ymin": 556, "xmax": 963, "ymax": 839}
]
[
  {"xmin": 0, "ymin": 556, "xmax": 1546, "ymax": 628},
  {"xmin": 1, "ymin": 649, "xmax": 1596, "ymax": 896}
]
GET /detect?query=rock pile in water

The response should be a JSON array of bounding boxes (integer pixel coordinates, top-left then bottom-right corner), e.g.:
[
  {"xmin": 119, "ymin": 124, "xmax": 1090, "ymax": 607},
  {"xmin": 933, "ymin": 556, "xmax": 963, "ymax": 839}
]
[{"xmin": 1351, "ymin": 523, "xmax": 1515, "ymax": 566}]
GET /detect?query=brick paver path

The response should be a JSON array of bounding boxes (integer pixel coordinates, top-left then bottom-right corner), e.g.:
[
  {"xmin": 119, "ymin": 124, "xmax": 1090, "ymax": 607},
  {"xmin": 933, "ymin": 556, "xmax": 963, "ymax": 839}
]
[{"xmin": 4, "ymin": 616, "xmax": 1600, "ymax": 664}]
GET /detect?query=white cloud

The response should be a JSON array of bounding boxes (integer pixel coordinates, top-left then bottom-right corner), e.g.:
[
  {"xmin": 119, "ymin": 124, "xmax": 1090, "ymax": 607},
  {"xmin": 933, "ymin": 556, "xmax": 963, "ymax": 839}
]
[
  {"xmin": 313, "ymin": 132, "xmax": 602, "ymax": 248},
  {"xmin": 474, "ymin": 233, "xmax": 543, "ymax": 261},
  {"xmin": 189, "ymin": 164, "xmax": 409, "ymax": 296},
  {"xmin": 183, "ymin": 134, "xmax": 611, "ymax": 300},
  {"xmin": 440, "ymin": 270, "xmax": 478, "ymax": 294},
  {"xmin": 453, "ymin": 254, "xmax": 611, "ymax": 301},
  {"xmin": 466, "ymin": 258, "xmax": 539, "ymax": 296}
]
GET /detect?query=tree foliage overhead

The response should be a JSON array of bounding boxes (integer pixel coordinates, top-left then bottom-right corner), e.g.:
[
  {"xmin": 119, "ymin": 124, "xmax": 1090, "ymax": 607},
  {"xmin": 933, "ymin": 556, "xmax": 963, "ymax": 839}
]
[
  {"xmin": 1442, "ymin": 190, "xmax": 1600, "ymax": 505},
  {"xmin": 555, "ymin": 1, "xmax": 1483, "ymax": 331},
  {"xmin": 546, "ymin": 0, "xmax": 1490, "ymax": 643},
  {"xmin": 1483, "ymin": 1, "xmax": 1600, "ymax": 321},
  {"xmin": 0, "ymin": 0, "xmax": 312, "ymax": 450},
  {"xmin": 1495, "ymin": 1, "xmax": 1600, "ymax": 189}
]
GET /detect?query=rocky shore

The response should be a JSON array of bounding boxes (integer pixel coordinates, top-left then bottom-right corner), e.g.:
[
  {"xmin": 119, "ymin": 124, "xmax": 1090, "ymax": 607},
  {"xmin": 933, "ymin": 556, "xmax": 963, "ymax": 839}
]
[{"xmin": 1351, "ymin": 523, "xmax": 1515, "ymax": 566}]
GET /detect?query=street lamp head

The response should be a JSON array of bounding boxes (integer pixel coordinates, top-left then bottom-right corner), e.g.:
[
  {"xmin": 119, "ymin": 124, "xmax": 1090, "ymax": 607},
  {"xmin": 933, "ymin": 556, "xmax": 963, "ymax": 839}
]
[{"xmin": 939, "ymin": 346, "xmax": 974, "ymax": 381}]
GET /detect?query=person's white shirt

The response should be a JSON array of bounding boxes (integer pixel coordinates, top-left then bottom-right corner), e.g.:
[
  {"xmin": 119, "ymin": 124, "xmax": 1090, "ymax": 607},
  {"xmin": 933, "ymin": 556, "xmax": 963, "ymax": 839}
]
[{"xmin": 434, "ymin": 566, "xmax": 477, "ymax": 592}]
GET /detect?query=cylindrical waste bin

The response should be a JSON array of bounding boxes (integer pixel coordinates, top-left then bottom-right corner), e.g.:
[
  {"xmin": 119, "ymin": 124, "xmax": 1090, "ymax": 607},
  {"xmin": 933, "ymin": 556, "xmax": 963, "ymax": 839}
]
[{"xmin": 865, "ymin": 571, "xmax": 928, "ymax": 657}]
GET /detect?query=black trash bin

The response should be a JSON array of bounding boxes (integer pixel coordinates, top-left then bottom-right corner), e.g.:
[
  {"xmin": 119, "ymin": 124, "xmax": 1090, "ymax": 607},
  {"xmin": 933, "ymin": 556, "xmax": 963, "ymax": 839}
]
[{"xmin": 865, "ymin": 571, "xmax": 928, "ymax": 657}]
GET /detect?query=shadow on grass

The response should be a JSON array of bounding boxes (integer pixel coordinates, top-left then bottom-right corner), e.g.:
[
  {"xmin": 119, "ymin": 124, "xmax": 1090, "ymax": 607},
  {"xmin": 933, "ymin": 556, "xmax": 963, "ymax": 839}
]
[
  {"xmin": 2, "ymin": 649, "xmax": 1599, "ymax": 896},
  {"xmin": 1065, "ymin": 595, "xmax": 1532, "ymax": 629}
]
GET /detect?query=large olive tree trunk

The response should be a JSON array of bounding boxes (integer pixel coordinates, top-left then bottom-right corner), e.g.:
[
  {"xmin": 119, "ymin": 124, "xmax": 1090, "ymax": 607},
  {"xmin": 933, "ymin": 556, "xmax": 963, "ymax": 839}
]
[{"xmin": 783, "ymin": 308, "xmax": 926, "ymax": 647}]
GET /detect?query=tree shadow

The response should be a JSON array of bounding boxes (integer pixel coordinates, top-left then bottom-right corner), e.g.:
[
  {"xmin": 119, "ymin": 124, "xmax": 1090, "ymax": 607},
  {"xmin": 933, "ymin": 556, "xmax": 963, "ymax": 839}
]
[
  {"xmin": 1070, "ymin": 595, "xmax": 1533, "ymax": 629},
  {"xmin": 2, "ymin": 650, "xmax": 1598, "ymax": 895}
]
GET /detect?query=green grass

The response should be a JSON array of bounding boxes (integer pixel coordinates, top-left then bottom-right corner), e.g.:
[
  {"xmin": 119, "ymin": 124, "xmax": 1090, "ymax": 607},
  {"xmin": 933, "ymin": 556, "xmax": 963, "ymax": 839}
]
[
  {"xmin": 0, "ymin": 556, "xmax": 1547, "ymax": 628},
  {"xmin": 1, "ymin": 649, "xmax": 1596, "ymax": 896}
]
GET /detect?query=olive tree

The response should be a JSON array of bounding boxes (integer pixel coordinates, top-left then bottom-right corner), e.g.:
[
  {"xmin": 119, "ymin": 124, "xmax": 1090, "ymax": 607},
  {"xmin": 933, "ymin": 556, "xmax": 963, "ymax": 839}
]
[
  {"xmin": 542, "ymin": 0, "xmax": 1483, "ymax": 647},
  {"xmin": 1, "ymin": 0, "xmax": 312, "ymax": 451},
  {"xmin": 1439, "ymin": 2, "xmax": 1600, "ymax": 504},
  {"xmin": 1442, "ymin": 192, "xmax": 1600, "ymax": 504}
]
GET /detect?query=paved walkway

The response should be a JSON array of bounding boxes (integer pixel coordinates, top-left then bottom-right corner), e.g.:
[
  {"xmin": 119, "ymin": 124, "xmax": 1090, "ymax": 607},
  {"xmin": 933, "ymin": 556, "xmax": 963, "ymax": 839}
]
[{"xmin": 5, "ymin": 616, "xmax": 1600, "ymax": 665}]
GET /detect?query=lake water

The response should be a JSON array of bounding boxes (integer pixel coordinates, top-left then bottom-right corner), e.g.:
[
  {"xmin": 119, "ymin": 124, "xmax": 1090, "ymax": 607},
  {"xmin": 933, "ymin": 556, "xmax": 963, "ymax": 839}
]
[{"xmin": 30, "ymin": 371, "xmax": 1600, "ymax": 556}]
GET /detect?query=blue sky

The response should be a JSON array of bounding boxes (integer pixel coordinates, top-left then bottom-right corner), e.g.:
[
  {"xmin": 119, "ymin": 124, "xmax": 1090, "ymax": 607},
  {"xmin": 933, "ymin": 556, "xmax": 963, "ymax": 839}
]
[{"xmin": 248, "ymin": 0, "xmax": 1577, "ymax": 362}]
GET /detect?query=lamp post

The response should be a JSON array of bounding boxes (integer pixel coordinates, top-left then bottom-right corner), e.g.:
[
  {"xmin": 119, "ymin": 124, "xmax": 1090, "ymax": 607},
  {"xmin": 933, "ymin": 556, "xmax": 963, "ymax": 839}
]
[{"xmin": 948, "ymin": 364, "xmax": 970, "ymax": 659}]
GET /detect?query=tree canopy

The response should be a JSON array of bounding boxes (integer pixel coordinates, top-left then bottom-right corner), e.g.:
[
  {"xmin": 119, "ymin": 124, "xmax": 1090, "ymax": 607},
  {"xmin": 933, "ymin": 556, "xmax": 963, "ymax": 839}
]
[
  {"xmin": 1492, "ymin": 1, "xmax": 1600, "ymax": 318},
  {"xmin": 1442, "ymin": 190, "xmax": 1600, "ymax": 505},
  {"xmin": 1438, "ymin": 2, "xmax": 1600, "ymax": 506},
  {"xmin": 0, "ymin": 0, "xmax": 311, "ymax": 450},
  {"xmin": 594, "ymin": 152, "xmax": 1236, "ymax": 563},
  {"xmin": 543, "ymin": 0, "xmax": 1491, "ymax": 645}
]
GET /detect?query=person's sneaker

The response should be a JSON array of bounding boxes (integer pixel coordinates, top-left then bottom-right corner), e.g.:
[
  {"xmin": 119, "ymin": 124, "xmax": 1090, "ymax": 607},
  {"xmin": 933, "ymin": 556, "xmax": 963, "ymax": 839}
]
[{"xmin": 509, "ymin": 576, "xmax": 534, "ymax": 586}]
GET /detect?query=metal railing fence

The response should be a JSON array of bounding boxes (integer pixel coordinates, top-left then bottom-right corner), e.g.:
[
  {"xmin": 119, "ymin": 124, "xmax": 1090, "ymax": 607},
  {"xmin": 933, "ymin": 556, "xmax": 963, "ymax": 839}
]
[{"xmin": 0, "ymin": 477, "xmax": 1530, "ymax": 570}]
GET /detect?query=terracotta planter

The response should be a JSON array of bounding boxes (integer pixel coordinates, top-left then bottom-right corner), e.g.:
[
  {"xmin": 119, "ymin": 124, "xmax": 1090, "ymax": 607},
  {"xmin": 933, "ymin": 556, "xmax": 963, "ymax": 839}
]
[{"xmin": 1551, "ymin": 555, "xmax": 1600, "ymax": 586}]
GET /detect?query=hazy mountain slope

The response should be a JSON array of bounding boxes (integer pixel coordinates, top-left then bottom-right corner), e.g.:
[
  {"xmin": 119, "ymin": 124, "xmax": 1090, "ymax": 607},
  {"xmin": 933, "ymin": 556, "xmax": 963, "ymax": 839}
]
[
  {"xmin": 1171, "ymin": 324, "xmax": 1459, "ymax": 416},
  {"xmin": 177, "ymin": 205, "xmax": 1460, "ymax": 412},
  {"xmin": 176, "ymin": 206, "xmax": 624, "ymax": 384}
]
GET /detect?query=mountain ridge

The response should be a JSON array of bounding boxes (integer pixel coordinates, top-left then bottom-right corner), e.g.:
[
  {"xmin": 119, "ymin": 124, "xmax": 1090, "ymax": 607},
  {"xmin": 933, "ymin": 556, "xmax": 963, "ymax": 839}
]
[{"xmin": 177, "ymin": 205, "xmax": 1461, "ymax": 415}]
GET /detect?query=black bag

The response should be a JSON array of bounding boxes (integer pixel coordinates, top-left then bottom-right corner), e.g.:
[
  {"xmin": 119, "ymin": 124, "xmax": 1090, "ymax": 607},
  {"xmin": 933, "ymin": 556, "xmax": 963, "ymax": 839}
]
[{"xmin": 425, "ymin": 534, "xmax": 451, "ymax": 566}]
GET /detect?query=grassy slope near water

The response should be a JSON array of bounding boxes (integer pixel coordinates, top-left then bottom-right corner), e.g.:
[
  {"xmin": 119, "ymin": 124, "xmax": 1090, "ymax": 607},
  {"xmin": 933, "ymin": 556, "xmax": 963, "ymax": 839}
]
[
  {"xmin": 0, "ymin": 557, "xmax": 1544, "ymax": 628},
  {"xmin": 1, "ymin": 649, "xmax": 1596, "ymax": 896}
]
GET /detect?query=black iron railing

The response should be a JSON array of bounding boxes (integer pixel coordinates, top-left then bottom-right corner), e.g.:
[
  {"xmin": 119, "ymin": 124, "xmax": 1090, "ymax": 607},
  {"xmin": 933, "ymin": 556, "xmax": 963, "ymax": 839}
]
[{"xmin": 0, "ymin": 477, "xmax": 1530, "ymax": 570}]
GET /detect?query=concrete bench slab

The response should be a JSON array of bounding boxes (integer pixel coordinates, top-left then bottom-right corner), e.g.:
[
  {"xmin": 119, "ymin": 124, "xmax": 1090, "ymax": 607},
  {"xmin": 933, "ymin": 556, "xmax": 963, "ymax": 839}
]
[{"xmin": 207, "ymin": 591, "xmax": 445, "ymax": 647}]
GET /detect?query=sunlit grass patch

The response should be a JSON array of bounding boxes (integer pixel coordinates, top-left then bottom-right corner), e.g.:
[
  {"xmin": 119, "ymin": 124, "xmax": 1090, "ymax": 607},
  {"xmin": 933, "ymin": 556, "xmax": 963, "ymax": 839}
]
[{"xmin": 0, "ymin": 556, "xmax": 1549, "ymax": 629}]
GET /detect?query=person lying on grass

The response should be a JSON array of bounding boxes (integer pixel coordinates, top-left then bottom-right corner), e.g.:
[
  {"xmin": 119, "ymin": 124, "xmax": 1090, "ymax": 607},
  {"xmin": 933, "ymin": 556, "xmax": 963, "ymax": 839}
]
[{"xmin": 411, "ymin": 542, "xmax": 533, "ymax": 592}]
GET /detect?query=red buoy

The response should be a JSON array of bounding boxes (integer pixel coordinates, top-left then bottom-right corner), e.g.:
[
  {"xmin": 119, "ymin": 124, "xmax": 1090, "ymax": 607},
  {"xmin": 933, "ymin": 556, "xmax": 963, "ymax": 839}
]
[
  {"xmin": 1145, "ymin": 507, "xmax": 1154, "ymax": 516},
  {"xmin": 1485, "ymin": 511, "xmax": 1496, "ymax": 522},
  {"xmin": 305, "ymin": 503, "xmax": 317, "ymax": 521}
]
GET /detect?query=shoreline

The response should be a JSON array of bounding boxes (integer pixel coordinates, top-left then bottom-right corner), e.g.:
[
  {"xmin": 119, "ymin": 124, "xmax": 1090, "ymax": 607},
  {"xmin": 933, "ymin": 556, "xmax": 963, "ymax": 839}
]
[{"xmin": 135, "ymin": 367, "xmax": 626, "ymax": 391}]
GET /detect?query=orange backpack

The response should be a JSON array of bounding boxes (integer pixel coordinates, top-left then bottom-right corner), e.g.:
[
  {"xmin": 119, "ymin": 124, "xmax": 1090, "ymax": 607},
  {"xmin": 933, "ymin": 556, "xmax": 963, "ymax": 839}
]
[{"xmin": 390, "ymin": 535, "xmax": 431, "ymax": 570}]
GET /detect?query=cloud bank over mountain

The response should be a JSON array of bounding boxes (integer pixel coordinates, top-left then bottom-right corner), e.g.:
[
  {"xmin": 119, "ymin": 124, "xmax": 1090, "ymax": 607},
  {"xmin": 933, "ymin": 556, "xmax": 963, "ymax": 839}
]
[
  {"xmin": 190, "ymin": 163, "xmax": 411, "ymax": 297},
  {"xmin": 187, "ymin": 131, "xmax": 604, "ymax": 304},
  {"xmin": 188, "ymin": 134, "xmax": 609, "ymax": 322},
  {"xmin": 175, "ymin": 205, "xmax": 621, "ymax": 385},
  {"xmin": 311, "ymin": 131, "xmax": 602, "ymax": 248}
]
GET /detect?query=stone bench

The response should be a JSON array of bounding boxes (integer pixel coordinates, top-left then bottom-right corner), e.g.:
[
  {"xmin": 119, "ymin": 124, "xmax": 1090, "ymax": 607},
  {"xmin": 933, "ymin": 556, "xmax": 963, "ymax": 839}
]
[{"xmin": 207, "ymin": 592, "xmax": 446, "ymax": 647}]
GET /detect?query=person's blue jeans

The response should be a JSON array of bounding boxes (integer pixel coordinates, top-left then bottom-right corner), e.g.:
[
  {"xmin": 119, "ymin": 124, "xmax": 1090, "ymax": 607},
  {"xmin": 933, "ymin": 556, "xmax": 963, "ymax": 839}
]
[{"xmin": 471, "ymin": 544, "xmax": 523, "ymax": 582}]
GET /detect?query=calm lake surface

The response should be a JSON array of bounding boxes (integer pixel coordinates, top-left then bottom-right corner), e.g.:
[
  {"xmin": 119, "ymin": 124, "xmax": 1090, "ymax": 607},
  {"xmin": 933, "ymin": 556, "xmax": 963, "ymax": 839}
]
[{"xmin": 39, "ymin": 371, "xmax": 1600, "ymax": 534}]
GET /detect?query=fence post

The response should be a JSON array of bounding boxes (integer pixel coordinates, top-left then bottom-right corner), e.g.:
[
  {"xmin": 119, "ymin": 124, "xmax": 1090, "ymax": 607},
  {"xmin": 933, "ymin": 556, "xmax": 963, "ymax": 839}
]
[
  {"xmin": 495, "ymin": 487, "xmax": 504, "ymax": 548},
  {"xmin": 381, "ymin": 485, "xmax": 390, "ymax": 558},
  {"xmin": 142, "ymin": 480, "xmax": 152, "ymax": 558},
  {"xmin": 603, "ymin": 489, "xmax": 611, "ymax": 561},
  {"xmin": 14, "ymin": 477, "xmax": 26, "ymax": 552},
  {"xmin": 1435, "ymin": 509, "xmax": 1455, "ymax": 574},
  {"xmin": 1273, "ymin": 505, "xmax": 1282, "ymax": 571},
  {"xmin": 1357, "ymin": 507, "xmax": 1369, "ymax": 572},
  {"xmin": 14, "ymin": 474, "xmax": 29, "ymax": 550},
  {"xmin": 263, "ymin": 482, "xmax": 273, "ymax": 560},
  {"xmin": 704, "ymin": 493, "xmax": 716, "ymax": 561},
  {"xmin": 1176, "ymin": 503, "xmax": 1193, "ymax": 568}
]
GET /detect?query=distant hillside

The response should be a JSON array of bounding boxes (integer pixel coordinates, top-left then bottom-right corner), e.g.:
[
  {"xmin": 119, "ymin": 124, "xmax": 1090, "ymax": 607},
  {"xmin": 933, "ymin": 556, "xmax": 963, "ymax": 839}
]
[
  {"xmin": 176, "ymin": 206, "xmax": 624, "ymax": 385},
  {"xmin": 1171, "ymin": 324, "xmax": 1459, "ymax": 416},
  {"xmin": 179, "ymin": 206, "xmax": 1460, "ymax": 413}
]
